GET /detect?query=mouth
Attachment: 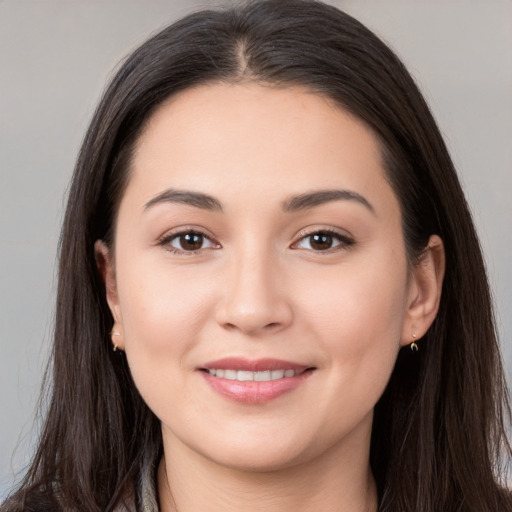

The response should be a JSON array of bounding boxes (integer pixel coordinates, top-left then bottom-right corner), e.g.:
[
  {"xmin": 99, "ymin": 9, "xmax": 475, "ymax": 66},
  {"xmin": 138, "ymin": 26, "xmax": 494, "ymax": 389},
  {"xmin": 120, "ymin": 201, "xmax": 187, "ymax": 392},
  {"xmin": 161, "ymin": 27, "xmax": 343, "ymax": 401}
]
[
  {"xmin": 203, "ymin": 368, "xmax": 309, "ymax": 381},
  {"xmin": 198, "ymin": 358, "xmax": 316, "ymax": 404}
]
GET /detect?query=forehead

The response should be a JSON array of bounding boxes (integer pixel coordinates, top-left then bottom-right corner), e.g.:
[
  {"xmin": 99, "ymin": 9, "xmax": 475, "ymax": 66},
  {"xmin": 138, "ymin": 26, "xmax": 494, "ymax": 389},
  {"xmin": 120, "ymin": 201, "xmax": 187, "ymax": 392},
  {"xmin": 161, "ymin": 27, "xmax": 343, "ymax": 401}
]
[{"xmin": 125, "ymin": 82, "xmax": 397, "ymax": 217}]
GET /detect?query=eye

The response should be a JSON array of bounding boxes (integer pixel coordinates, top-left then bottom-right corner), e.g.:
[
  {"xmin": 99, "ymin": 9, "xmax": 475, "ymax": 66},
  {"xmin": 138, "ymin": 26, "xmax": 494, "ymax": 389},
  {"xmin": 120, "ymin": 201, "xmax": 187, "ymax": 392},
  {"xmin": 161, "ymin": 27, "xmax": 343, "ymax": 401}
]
[
  {"xmin": 161, "ymin": 230, "xmax": 219, "ymax": 254},
  {"xmin": 293, "ymin": 230, "xmax": 353, "ymax": 252}
]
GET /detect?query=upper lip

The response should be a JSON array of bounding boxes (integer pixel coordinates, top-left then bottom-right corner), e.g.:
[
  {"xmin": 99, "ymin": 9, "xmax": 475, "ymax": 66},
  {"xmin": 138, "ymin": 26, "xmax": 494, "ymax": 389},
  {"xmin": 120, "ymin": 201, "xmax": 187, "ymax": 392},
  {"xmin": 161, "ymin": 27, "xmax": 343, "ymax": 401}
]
[{"xmin": 200, "ymin": 357, "xmax": 314, "ymax": 372}]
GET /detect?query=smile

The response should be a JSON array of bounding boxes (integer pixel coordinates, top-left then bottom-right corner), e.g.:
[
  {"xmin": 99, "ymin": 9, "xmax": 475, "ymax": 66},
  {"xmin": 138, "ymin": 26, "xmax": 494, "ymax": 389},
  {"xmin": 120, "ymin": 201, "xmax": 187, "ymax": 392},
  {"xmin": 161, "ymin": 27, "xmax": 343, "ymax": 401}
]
[
  {"xmin": 199, "ymin": 358, "xmax": 315, "ymax": 404},
  {"xmin": 206, "ymin": 369, "xmax": 305, "ymax": 381}
]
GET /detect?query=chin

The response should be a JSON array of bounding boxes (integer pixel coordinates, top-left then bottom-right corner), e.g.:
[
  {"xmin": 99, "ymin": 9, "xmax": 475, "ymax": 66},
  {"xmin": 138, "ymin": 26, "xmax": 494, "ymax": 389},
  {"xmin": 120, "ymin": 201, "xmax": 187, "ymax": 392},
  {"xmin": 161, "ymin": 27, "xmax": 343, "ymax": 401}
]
[
  {"xmin": 207, "ymin": 446, "xmax": 308, "ymax": 473},
  {"xmin": 188, "ymin": 428, "xmax": 328, "ymax": 474}
]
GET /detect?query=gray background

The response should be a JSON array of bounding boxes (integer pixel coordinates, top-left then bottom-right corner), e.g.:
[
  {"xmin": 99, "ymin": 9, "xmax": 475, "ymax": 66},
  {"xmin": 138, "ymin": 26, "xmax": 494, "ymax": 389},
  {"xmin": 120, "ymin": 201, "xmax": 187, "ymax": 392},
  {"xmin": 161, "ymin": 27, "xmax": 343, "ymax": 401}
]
[{"xmin": 1, "ymin": 0, "xmax": 511, "ymax": 499}]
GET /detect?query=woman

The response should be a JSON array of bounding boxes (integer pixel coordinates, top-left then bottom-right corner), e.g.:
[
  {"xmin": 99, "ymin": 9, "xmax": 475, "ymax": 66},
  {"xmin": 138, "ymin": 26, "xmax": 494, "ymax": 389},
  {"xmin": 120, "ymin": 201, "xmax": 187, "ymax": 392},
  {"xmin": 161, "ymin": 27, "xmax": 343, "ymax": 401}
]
[{"xmin": 3, "ymin": 0, "xmax": 511, "ymax": 511}]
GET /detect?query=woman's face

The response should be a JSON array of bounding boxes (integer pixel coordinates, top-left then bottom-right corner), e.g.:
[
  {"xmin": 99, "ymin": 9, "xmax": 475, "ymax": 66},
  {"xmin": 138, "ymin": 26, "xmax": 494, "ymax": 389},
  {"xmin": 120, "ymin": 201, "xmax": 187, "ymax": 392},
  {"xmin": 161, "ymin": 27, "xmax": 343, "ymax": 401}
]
[{"xmin": 99, "ymin": 83, "xmax": 438, "ymax": 471}]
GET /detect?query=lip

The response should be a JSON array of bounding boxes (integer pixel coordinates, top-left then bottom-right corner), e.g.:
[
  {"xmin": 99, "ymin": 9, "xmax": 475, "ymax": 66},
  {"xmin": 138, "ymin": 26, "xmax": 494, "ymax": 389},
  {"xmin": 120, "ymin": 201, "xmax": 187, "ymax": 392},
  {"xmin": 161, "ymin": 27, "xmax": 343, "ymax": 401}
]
[
  {"xmin": 198, "ymin": 357, "xmax": 315, "ymax": 404},
  {"xmin": 201, "ymin": 357, "xmax": 311, "ymax": 372}
]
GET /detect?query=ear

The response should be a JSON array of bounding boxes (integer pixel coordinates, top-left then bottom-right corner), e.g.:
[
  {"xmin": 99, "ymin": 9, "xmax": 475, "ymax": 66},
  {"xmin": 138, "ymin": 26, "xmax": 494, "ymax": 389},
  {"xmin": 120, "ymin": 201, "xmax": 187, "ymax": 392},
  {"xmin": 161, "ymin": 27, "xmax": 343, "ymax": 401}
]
[
  {"xmin": 400, "ymin": 235, "xmax": 445, "ymax": 346},
  {"xmin": 94, "ymin": 240, "xmax": 125, "ymax": 350}
]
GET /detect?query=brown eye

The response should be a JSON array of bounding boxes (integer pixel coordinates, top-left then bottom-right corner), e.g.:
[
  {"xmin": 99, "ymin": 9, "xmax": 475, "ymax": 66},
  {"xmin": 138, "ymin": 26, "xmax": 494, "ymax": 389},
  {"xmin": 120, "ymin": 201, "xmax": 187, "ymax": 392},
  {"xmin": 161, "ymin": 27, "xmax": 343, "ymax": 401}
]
[
  {"xmin": 167, "ymin": 231, "xmax": 217, "ymax": 252},
  {"xmin": 294, "ymin": 230, "xmax": 353, "ymax": 252},
  {"xmin": 309, "ymin": 233, "xmax": 334, "ymax": 250},
  {"xmin": 179, "ymin": 233, "xmax": 204, "ymax": 250}
]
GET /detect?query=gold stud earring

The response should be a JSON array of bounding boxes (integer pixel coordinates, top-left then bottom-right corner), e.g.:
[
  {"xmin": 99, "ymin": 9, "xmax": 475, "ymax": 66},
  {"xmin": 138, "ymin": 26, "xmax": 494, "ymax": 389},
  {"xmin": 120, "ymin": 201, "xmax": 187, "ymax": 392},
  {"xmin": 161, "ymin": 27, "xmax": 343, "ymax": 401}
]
[
  {"xmin": 111, "ymin": 331, "xmax": 121, "ymax": 352},
  {"xmin": 410, "ymin": 333, "xmax": 419, "ymax": 352}
]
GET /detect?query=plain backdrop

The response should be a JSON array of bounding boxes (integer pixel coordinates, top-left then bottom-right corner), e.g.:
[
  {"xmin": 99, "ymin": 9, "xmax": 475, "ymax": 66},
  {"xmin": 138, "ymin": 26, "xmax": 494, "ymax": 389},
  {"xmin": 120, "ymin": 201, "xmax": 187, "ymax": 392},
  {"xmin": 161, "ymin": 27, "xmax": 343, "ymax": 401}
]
[{"xmin": 1, "ymin": 0, "xmax": 511, "ymax": 499}]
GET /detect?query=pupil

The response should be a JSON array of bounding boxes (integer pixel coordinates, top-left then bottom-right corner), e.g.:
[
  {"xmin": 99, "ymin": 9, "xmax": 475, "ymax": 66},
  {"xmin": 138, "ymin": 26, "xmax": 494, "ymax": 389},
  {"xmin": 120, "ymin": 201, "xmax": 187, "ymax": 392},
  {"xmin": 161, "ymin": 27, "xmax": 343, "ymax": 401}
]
[
  {"xmin": 181, "ymin": 233, "xmax": 202, "ymax": 250},
  {"xmin": 311, "ymin": 233, "xmax": 332, "ymax": 250}
]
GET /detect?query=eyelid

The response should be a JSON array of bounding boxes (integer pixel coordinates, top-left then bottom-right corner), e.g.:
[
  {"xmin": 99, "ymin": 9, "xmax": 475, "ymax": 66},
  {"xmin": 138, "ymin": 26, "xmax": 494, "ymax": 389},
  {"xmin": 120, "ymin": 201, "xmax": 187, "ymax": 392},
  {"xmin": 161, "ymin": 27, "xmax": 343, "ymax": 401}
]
[
  {"xmin": 157, "ymin": 225, "xmax": 221, "ymax": 254},
  {"xmin": 290, "ymin": 226, "xmax": 355, "ymax": 251},
  {"xmin": 156, "ymin": 225, "xmax": 354, "ymax": 254}
]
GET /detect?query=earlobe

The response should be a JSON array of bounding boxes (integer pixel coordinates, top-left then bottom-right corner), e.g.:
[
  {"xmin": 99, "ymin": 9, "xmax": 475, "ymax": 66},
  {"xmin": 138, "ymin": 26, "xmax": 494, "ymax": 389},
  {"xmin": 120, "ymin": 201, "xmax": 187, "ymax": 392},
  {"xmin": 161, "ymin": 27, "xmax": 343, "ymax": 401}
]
[{"xmin": 401, "ymin": 235, "xmax": 445, "ymax": 347}]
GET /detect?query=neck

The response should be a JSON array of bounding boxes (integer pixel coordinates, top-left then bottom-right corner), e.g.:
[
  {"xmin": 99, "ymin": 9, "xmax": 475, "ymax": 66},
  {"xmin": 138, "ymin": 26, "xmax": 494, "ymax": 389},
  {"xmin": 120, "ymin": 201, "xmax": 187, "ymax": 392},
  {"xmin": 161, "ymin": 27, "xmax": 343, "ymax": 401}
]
[{"xmin": 158, "ymin": 426, "xmax": 378, "ymax": 512}]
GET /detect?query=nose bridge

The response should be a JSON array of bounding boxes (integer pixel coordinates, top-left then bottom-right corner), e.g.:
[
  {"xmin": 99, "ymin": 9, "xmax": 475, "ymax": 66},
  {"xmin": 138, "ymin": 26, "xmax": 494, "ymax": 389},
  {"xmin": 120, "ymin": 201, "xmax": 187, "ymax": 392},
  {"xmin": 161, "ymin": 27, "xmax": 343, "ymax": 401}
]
[{"xmin": 216, "ymin": 239, "xmax": 292, "ymax": 334}]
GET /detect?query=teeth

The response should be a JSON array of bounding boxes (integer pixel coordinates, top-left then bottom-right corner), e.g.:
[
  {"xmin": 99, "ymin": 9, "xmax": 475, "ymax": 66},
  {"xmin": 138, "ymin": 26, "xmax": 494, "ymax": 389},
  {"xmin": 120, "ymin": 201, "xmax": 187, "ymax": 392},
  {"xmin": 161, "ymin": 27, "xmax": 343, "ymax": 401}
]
[
  {"xmin": 237, "ymin": 370, "xmax": 253, "ymax": 381},
  {"xmin": 207, "ymin": 369, "xmax": 302, "ymax": 381},
  {"xmin": 254, "ymin": 370, "xmax": 271, "ymax": 381},
  {"xmin": 224, "ymin": 369, "xmax": 237, "ymax": 380},
  {"xmin": 271, "ymin": 370, "xmax": 284, "ymax": 379}
]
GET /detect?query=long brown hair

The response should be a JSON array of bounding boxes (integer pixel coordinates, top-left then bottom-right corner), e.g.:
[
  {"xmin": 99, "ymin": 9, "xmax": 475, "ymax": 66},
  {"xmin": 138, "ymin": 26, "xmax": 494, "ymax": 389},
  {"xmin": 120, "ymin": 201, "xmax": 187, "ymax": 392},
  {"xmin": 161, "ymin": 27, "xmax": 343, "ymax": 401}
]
[{"xmin": 3, "ymin": 1, "xmax": 511, "ymax": 511}]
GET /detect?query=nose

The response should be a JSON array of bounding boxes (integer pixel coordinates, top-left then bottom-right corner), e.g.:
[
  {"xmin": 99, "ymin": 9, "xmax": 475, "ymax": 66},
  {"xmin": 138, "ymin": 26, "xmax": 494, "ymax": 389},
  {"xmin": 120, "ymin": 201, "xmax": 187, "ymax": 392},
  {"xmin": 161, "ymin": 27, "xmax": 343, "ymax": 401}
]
[{"xmin": 215, "ymin": 248, "xmax": 293, "ymax": 336}]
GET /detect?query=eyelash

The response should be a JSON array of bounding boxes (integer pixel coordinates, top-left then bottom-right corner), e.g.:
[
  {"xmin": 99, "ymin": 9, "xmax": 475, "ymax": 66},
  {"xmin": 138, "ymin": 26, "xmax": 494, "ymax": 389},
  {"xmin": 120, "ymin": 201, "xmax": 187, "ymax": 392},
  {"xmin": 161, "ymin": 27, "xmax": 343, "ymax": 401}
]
[
  {"xmin": 158, "ymin": 228, "xmax": 354, "ymax": 255},
  {"xmin": 291, "ymin": 228, "xmax": 355, "ymax": 253},
  {"xmin": 158, "ymin": 228, "xmax": 219, "ymax": 256}
]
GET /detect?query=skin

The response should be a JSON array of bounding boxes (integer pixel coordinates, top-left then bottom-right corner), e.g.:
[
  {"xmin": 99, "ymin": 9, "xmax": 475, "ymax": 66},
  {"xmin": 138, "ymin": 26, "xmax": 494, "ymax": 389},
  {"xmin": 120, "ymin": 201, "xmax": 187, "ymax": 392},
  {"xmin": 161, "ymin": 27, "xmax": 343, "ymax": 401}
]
[{"xmin": 96, "ymin": 83, "xmax": 444, "ymax": 512}]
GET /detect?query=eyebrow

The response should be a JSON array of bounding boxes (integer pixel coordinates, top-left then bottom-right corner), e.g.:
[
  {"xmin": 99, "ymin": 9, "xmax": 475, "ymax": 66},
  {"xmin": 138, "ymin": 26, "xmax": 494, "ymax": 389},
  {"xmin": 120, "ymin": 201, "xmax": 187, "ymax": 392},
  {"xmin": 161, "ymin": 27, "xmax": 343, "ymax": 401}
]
[
  {"xmin": 144, "ymin": 189, "xmax": 223, "ymax": 212},
  {"xmin": 282, "ymin": 189, "xmax": 375, "ymax": 214},
  {"xmin": 143, "ymin": 187, "xmax": 375, "ymax": 215}
]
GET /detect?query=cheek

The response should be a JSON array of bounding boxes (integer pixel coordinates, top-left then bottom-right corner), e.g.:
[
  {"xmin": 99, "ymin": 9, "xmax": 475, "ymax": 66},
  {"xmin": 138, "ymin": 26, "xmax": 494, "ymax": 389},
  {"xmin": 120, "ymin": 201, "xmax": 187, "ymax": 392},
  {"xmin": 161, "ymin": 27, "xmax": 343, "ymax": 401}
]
[
  {"xmin": 296, "ymin": 255, "xmax": 408, "ymax": 385},
  {"xmin": 284, "ymin": 261, "xmax": 407, "ymax": 449},
  {"xmin": 115, "ymin": 260, "xmax": 216, "ymax": 370},
  {"xmin": 115, "ymin": 260, "xmax": 221, "ymax": 416}
]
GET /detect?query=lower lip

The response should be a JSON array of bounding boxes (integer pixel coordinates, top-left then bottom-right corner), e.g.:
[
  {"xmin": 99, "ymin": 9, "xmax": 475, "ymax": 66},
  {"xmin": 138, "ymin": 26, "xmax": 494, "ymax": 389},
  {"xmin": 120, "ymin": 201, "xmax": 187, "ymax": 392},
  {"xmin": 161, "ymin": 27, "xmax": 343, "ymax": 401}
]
[{"xmin": 200, "ymin": 370, "xmax": 314, "ymax": 404}]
